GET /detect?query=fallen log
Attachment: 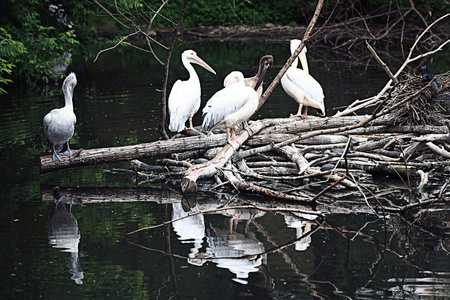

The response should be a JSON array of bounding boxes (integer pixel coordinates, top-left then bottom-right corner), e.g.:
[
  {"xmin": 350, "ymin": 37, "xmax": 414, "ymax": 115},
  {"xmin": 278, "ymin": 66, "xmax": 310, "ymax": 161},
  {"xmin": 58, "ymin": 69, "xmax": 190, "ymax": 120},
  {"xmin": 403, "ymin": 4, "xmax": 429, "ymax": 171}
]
[
  {"xmin": 40, "ymin": 132, "xmax": 229, "ymax": 173},
  {"xmin": 345, "ymin": 125, "xmax": 449, "ymax": 135},
  {"xmin": 246, "ymin": 133, "xmax": 350, "ymax": 146},
  {"xmin": 353, "ymin": 135, "xmax": 411, "ymax": 152},
  {"xmin": 41, "ymin": 185, "xmax": 181, "ymax": 204},
  {"xmin": 276, "ymin": 145, "xmax": 357, "ymax": 188}
]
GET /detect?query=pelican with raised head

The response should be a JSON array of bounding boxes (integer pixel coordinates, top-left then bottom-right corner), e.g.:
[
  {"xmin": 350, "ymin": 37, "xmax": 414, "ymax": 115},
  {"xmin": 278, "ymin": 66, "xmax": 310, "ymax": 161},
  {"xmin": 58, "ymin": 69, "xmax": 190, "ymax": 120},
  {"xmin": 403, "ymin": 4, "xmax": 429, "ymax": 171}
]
[
  {"xmin": 168, "ymin": 50, "xmax": 216, "ymax": 132},
  {"xmin": 43, "ymin": 72, "xmax": 78, "ymax": 161},
  {"xmin": 202, "ymin": 71, "xmax": 263, "ymax": 150},
  {"xmin": 224, "ymin": 55, "xmax": 273, "ymax": 99},
  {"xmin": 281, "ymin": 39, "xmax": 325, "ymax": 118},
  {"xmin": 222, "ymin": 55, "xmax": 272, "ymax": 133}
]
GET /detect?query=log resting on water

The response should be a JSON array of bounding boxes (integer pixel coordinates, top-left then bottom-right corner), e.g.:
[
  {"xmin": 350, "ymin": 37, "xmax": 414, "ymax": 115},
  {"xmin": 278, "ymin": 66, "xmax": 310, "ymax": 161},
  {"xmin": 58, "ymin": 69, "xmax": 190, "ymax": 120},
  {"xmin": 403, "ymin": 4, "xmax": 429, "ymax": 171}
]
[{"xmin": 40, "ymin": 114, "xmax": 450, "ymax": 200}]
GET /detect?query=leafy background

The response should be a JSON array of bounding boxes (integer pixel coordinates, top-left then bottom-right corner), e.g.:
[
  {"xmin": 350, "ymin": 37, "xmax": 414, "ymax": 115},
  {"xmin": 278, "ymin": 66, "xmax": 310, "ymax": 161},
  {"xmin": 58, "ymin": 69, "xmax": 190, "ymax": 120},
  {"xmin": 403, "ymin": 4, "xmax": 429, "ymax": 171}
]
[{"xmin": 0, "ymin": 0, "xmax": 449, "ymax": 92}]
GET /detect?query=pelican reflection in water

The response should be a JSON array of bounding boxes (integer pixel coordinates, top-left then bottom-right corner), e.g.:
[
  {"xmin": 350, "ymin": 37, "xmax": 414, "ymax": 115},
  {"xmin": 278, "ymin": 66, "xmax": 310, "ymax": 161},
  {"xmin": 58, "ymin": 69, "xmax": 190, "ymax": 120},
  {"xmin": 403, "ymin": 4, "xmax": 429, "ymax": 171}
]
[
  {"xmin": 281, "ymin": 39, "xmax": 325, "ymax": 118},
  {"xmin": 168, "ymin": 50, "xmax": 216, "ymax": 132},
  {"xmin": 43, "ymin": 72, "xmax": 78, "ymax": 161},
  {"xmin": 48, "ymin": 194, "xmax": 83, "ymax": 284}
]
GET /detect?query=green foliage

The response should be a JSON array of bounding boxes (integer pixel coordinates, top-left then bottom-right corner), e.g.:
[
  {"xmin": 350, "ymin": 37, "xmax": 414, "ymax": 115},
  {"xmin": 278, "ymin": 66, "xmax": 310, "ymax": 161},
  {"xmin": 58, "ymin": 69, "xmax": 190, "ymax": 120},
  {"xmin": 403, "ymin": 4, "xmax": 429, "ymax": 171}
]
[
  {"xmin": 345, "ymin": 0, "xmax": 449, "ymax": 21},
  {"xmin": 0, "ymin": 0, "xmax": 106, "ymax": 90},
  {"xmin": 0, "ymin": 28, "xmax": 26, "ymax": 94},
  {"xmin": 110, "ymin": 0, "xmax": 450, "ymax": 29},
  {"xmin": 1, "ymin": 0, "xmax": 448, "ymax": 93},
  {"xmin": 146, "ymin": 0, "xmax": 303, "ymax": 27}
]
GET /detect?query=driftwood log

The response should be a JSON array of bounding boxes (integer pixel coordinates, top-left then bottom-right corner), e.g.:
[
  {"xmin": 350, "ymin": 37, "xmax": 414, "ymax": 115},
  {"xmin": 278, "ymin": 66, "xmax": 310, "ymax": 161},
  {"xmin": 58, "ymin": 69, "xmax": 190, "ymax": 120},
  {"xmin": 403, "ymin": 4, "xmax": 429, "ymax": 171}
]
[{"xmin": 40, "ymin": 132, "xmax": 227, "ymax": 173}]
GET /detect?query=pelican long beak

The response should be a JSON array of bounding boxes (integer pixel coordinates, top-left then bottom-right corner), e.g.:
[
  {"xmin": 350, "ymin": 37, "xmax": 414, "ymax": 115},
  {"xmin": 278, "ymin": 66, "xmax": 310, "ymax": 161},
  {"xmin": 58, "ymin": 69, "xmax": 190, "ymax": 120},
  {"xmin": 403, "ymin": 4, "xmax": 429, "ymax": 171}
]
[
  {"xmin": 254, "ymin": 62, "xmax": 270, "ymax": 91},
  {"xmin": 190, "ymin": 55, "xmax": 216, "ymax": 75},
  {"xmin": 298, "ymin": 51, "xmax": 309, "ymax": 74}
]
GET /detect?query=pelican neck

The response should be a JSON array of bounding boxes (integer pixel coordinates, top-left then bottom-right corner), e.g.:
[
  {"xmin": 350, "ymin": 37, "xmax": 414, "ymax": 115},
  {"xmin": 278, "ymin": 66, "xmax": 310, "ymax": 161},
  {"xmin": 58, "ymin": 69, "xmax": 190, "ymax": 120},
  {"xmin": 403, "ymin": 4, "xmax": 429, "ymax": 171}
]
[
  {"xmin": 182, "ymin": 58, "xmax": 199, "ymax": 81},
  {"xmin": 63, "ymin": 86, "xmax": 74, "ymax": 108}
]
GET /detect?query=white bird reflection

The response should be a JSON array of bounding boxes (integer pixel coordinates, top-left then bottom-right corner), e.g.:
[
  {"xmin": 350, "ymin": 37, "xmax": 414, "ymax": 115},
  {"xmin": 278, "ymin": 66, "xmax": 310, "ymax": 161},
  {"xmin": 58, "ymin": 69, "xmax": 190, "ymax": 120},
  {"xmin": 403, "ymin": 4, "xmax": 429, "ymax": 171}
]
[
  {"xmin": 172, "ymin": 202, "xmax": 267, "ymax": 284},
  {"xmin": 284, "ymin": 212, "xmax": 318, "ymax": 251},
  {"xmin": 387, "ymin": 277, "xmax": 450, "ymax": 298},
  {"xmin": 171, "ymin": 202, "xmax": 205, "ymax": 258},
  {"xmin": 48, "ymin": 196, "xmax": 84, "ymax": 284},
  {"xmin": 202, "ymin": 224, "xmax": 265, "ymax": 284}
]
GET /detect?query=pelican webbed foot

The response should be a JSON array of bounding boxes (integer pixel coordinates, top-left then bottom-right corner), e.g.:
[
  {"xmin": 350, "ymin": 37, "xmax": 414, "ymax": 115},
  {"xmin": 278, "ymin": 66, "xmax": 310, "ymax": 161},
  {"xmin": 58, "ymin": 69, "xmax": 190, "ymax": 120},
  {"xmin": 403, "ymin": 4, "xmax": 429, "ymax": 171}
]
[
  {"xmin": 229, "ymin": 135, "xmax": 244, "ymax": 151},
  {"xmin": 64, "ymin": 149, "xmax": 78, "ymax": 157},
  {"xmin": 242, "ymin": 121, "xmax": 255, "ymax": 136},
  {"xmin": 290, "ymin": 113, "xmax": 307, "ymax": 119},
  {"xmin": 184, "ymin": 126, "xmax": 203, "ymax": 135},
  {"xmin": 52, "ymin": 152, "xmax": 63, "ymax": 161}
]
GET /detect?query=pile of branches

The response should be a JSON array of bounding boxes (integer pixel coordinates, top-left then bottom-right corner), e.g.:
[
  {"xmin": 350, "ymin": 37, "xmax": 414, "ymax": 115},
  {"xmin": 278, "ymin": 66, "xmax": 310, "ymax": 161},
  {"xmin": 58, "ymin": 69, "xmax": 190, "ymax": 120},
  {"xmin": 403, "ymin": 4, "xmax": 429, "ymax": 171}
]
[
  {"xmin": 130, "ymin": 64, "xmax": 450, "ymax": 208},
  {"xmin": 131, "ymin": 13, "xmax": 450, "ymax": 208},
  {"xmin": 392, "ymin": 71, "xmax": 450, "ymax": 126},
  {"xmin": 131, "ymin": 105, "xmax": 449, "ymax": 208}
]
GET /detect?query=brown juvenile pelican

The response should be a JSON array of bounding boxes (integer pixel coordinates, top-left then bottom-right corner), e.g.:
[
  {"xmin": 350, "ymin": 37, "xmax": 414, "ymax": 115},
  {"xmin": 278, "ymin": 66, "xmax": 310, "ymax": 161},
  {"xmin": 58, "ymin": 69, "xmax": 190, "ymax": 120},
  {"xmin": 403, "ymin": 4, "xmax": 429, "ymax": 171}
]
[
  {"xmin": 43, "ymin": 72, "xmax": 78, "ymax": 161},
  {"xmin": 202, "ymin": 71, "xmax": 264, "ymax": 150},
  {"xmin": 168, "ymin": 50, "xmax": 216, "ymax": 132},
  {"xmin": 224, "ymin": 55, "xmax": 274, "ymax": 99},
  {"xmin": 281, "ymin": 39, "xmax": 325, "ymax": 118}
]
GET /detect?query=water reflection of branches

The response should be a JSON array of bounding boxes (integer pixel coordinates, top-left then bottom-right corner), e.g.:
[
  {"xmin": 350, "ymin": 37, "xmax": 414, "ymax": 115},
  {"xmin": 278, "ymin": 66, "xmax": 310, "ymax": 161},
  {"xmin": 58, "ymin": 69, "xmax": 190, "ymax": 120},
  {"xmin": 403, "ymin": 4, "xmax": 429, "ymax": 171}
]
[
  {"xmin": 124, "ymin": 205, "xmax": 322, "ymax": 236},
  {"xmin": 126, "ymin": 219, "xmax": 323, "ymax": 262},
  {"xmin": 253, "ymin": 217, "xmax": 329, "ymax": 298},
  {"xmin": 41, "ymin": 185, "xmax": 449, "ymax": 296}
]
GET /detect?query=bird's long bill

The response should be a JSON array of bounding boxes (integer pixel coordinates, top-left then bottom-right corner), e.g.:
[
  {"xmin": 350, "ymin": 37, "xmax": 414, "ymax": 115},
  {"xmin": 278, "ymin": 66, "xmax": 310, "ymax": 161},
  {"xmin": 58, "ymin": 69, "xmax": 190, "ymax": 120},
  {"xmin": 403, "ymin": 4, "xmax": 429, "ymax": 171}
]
[
  {"xmin": 190, "ymin": 55, "xmax": 216, "ymax": 75},
  {"xmin": 254, "ymin": 61, "xmax": 271, "ymax": 91},
  {"xmin": 298, "ymin": 51, "xmax": 309, "ymax": 74}
]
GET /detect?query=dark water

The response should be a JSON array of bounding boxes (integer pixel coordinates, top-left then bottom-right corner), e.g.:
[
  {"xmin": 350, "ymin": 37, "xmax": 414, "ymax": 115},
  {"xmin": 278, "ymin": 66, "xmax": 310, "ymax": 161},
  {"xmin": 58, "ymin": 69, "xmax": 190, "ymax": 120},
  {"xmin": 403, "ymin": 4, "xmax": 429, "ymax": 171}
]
[{"xmin": 1, "ymin": 41, "xmax": 449, "ymax": 299}]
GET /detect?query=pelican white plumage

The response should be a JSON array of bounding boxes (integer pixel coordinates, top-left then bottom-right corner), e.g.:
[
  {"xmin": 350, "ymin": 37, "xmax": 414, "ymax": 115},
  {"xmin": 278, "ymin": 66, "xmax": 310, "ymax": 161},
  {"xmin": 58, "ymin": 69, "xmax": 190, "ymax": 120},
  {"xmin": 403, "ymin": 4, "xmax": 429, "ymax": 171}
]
[
  {"xmin": 202, "ymin": 71, "xmax": 260, "ymax": 150},
  {"xmin": 281, "ymin": 39, "xmax": 325, "ymax": 118},
  {"xmin": 222, "ymin": 55, "xmax": 272, "ymax": 134},
  {"xmin": 43, "ymin": 72, "xmax": 78, "ymax": 161},
  {"xmin": 168, "ymin": 50, "xmax": 216, "ymax": 132}
]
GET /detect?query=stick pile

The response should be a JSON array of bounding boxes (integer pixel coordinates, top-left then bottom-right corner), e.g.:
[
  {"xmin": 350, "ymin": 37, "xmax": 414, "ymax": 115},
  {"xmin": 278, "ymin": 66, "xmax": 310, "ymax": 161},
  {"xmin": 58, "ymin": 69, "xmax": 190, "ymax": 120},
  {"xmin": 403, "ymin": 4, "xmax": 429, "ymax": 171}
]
[{"xmin": 133, "ymin": 71, "xmax": 450, "ymax": 205}]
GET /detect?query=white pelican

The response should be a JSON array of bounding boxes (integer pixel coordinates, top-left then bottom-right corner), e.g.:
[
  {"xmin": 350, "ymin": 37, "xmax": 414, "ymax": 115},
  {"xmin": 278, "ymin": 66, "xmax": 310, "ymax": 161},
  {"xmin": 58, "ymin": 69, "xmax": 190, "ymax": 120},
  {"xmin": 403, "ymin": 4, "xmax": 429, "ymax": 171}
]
[
  {"xmin": 224, "ymin": 55, "xmax": 273, "ymax": 99},
  {"xmin": 202, "ymin": 71, "xmax": 262, "ymax": 150},
  {"xmin": 281, "ymin": 39, "xmax": 325, "ymax": 118},
  {"xmin": 222, "ymin": 56, "xmax": 272, "ymax": 134},
  {"xmin": 168, "ymin": 50, "xmax": 216, "ymax": 132},
  {"xmin": 43, "ymin": 72, "xmax": 78, "ymax": 161}
]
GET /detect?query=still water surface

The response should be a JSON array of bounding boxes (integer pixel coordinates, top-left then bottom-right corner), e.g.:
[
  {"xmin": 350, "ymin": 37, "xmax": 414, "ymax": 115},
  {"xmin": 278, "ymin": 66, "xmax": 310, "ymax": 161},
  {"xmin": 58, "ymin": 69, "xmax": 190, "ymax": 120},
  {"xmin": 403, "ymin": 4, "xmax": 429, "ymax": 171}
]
[{"xmin": 1, "ymin": 41, "xmax": 449, "ymax": 299}]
